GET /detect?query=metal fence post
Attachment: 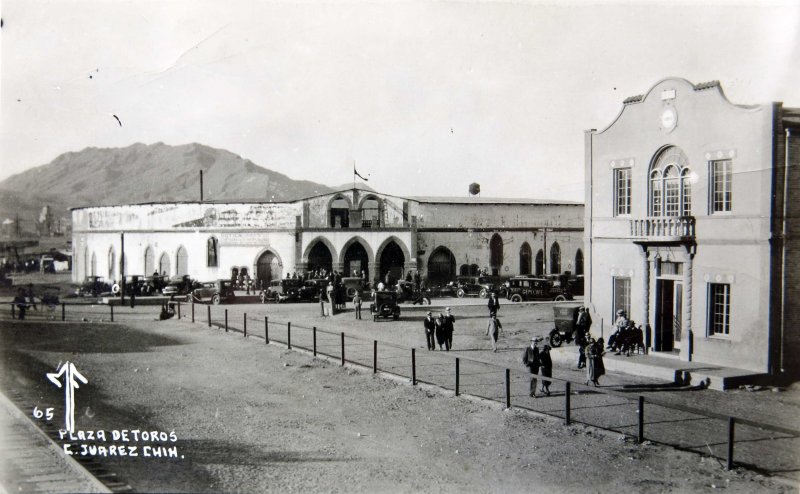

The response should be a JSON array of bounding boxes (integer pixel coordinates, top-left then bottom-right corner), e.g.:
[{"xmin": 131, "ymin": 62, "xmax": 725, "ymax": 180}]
[
  {"xmin": 313, "ymin": 327, "xmax": 317, "ymax": 356},
  {"xmin": 373, "ymin": 340, "xmax": 377, "ymax": 373},
  {"xmin": 243, "ymin": 313, "xmax": 247, "ymax": 337},
  {"xmin": 455, "ymin": 358, "xmax": 460, "ymax": 396},
  {"xmin": 505, "ymin": 369, "xmax": 511, "ymax": 409},
  {"xmin": 207, "ymin": 305, "xmax": 211, "ymax": 328},
  {"xmin": 565, "ymin": 382, "xmax": 571, "ymax": 425},
  {"xmin": 638, "ymin": 396, "xmax": 645, "ymax": 444},
  {"xmin": 727, "ymin": 417, "xmax": 735, "ymax": 471},
  {"xmin": 61, "ymin": 303, "xmax": 65, "ymax": 321},
  {"xmin": 11, "ymin": 303, "xmax": 15, "ymax": 319},
  {"xmin": 191, "ymin": 300, "xmax": 195, "ymax": 323},
  {"xmin": 265, "ymin": 316, "xmax": 269, "ymax": 344},
  {"xmin": 412, "ymin": 349, "xmax": 417, "ymax": 385},
  {"xmin": 287, "ymin": 322, "xmax": 292, "ymax": 349},
  {"xmin": 341, "ymin": 332, "xmax": 345, "ymax": 366},
  {"xmin": 110, "ymin": 304, "xmax": 114, "ymax": 322},
  {"xmin": 224, "ymin": 309, "xmax": 228, "ymax": 332},
  {"xmin": 177, "ymin": 302, "xmax": 181, "ymax": 319}
]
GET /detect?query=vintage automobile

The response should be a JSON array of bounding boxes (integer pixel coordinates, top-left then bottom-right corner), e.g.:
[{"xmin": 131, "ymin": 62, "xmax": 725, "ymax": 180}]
[
  {"xmin": 549, "ymin": 305, "xmax": 583, "ymax": 347},
  {"xmin": 396, "ymin": 281, "xmax": 432, "ymax": 305},
  {"xmin": 162, "ymin": 275, "xmax": 196, "ymax": 296},
  {"xmin": 341, "ymin": 276, "xmax": 366, "ymax": 300},
  {"xmin": 454, "ymin": 275, "xmax": 506, "ymax": 298},
  {"xmin": 505, "ymin": 276, "xmax": 572, "ymax": 302},
  {"xmin": 140, "ymin": 275, "xmax": 168, "ymax": 296},
  {"xmin": 192, "ymin": 280, "xmax": 236, "ymax": 305},
  {"xmin": 370, "ymin": 291, "xmax": 401, "ymax": 321},
  {"xmin": 260, "ymin": 278, "xmax": 309, "ymax": 303},
  {"xmin": 76, "ymin": 276, "xmax": 112, "ymax": 297}
]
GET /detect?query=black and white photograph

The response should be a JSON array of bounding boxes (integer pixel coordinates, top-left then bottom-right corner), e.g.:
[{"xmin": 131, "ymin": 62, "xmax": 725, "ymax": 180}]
[{"xmin": 1, "ymin": 0, "xmax": 799, "ymax": 492}]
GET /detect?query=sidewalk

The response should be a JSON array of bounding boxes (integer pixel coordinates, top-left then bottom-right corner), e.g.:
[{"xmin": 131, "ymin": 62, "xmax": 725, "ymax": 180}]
[{"xmin": 0, "ymin": 391, "xmax": 111, "ymax": 494}]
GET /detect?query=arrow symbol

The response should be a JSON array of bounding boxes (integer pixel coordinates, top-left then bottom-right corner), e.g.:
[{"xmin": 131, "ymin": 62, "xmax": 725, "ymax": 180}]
[{"xmin": 47, "ymin": 362, "xmax": 88, "ymax": 433}]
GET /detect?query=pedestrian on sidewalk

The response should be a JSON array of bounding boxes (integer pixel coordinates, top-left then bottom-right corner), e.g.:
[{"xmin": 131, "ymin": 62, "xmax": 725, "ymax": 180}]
[
  {"xmin": 523, "ymin": 337, "xmax": 542, "ymax": 397},
  {"xmin": 319, "ymin": 287, "xmax": 328, "ymax": 317},
  {"xmin": 423, "ymin": 311, "xmax": 436, "ymax": 350},
  {"xmin": 352, "ymin": 292, "xmax": 362, "ymax": 320},
  {"xmin": 487, "ymin": 292, "xmax": 500, "ymax": 317},
  {"xmin": 586, "ymin": 336, "xmax": 605, "ymax": 386},
  {"xmin": 539, "ymin": 343, "xmax": 553, "ymax": 396},
  {"xmin": 443, "ymin": 307, "xmax": 455, "ymax": 350},
  {"xmin": 14, "ymin": 288, "xmax": 29, "ymax": 320},
  {"xmin": 486, "ymin": 313, "xmax": 503, "ymax": 352},
  {"xmin": 435, "ymin": 313, "xmax": 448, "ymax": 351}
]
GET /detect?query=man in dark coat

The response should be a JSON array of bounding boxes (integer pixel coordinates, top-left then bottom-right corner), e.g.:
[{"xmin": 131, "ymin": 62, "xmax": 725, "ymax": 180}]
[
  {"xmin": 442, "ymin": 307, "xmax": 455, "ymax": 350},
  {"xmin": 523, "ymin": 337, "xmax": 542, "ymax": 397},
  {"xmin": 487, "ymin": 292, "xmax": 500, "ymax": 316},
  {"xmin": 539, "ymin": 344, "xmax": 553, "ymax": 396},
  {"xmin": 423, "ymin": 311, "xmax": 436, "ymax": 350}
]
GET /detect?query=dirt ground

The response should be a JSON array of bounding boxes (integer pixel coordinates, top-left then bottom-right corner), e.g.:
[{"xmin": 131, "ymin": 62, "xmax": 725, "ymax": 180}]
[{"xmin": 1, "ymin": 312, "xmax": 797, "ymax": 493}]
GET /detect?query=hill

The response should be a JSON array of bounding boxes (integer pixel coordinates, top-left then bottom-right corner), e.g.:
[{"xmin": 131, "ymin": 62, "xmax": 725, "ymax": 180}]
[{"xmin": 0, "ymin": 142, "xmax": 335, "ymax": 230}]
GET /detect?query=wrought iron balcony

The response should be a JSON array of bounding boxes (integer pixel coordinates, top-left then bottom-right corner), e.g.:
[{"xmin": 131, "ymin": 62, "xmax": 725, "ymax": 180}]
[{"xmin": 630, "ymin": 216, "xmax": 695, "ymax": 241}]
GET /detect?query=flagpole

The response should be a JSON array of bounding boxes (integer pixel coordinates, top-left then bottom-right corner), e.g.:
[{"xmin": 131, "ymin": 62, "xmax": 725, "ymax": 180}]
[{"xmin": 353, "ymin": 161, "xmax": 356, "ymax": 190}]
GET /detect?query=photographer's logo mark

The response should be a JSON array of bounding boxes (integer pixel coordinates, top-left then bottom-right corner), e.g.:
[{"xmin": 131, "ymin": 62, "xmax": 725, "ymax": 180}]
[{"xmin": 47, "ymin": 362, "xmax": 88, "ymax": 433}]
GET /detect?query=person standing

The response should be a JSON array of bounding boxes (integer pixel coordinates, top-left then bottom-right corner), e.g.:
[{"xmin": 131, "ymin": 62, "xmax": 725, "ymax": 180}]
[
  {"xmin": 14, "ymin": 288, "xmax": 29, "ymax": 320},
  {"xmin": 435, "ymin": 313, "xmax": 448, "ymax": 351},
  {"xmin": 352, "ymin": 292, "xmax": 362, "ymax": 320},
  {"xmin": 539, "ymin": 343, "xmax": 553, "ymax": 396},
  {"xmin": 586, "ymin": 337, "xmax": 606, "ymax": 386},
  {"xmin": 423, "ymin": 311, "xmax": 436, "ymax": 351},
  {"xmin": 443, "ymin": 307, "xmax": 455, "ymax": 351},
  {"xmin": 319, "ymin": 287, "xmax": 328, "ymax": 317},
  {"xmin": 486, "ymin": 313, "xmax": 503, "ymax": 352},
  {"xmin": 487, "ymin": 292, "xmax": 500, "ymax": 317},
  {"xmin": 523, "ymin": 337, "xmax": 542, "ymax": 397}
]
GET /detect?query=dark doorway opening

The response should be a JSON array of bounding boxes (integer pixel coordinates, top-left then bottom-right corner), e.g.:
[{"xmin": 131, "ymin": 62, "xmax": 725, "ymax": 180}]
[
  {"xmin": 256, "ymin": 251, "xmax": 281, "ymax": 288},
  {"xmin": 655, "ymin": 279, "xmax": 675, "ymax": 352},
  {"xmin": 380, "ymin": 241, "xmax": 405, "ymax": 284},
  {"xmin": 343, "ymin": 242, "xmax": 369, "ymax": 278},
  {"xmin": 427, "ymin": 247, "xmax": 456, "ymax": 286},
  {"xmin": 308, "ymin": 242, "xmax": 333, "ymax": 274}
]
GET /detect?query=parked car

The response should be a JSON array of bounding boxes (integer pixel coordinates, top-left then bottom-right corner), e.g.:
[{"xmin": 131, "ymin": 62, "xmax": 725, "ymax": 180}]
[
  {"xmin": 192, "ymin": 280, "xmax": 236, "ymax": 305},
  {"xmin": 140, "ymin": 275, "xmax": 168, "ymax": 296},
  {"xmin": 396, "ymin": 281, "xmax": 432, "ymax": 305},
  {"xmin": 162, "ymin": 275, "xmax": 196, "ymax": 296},
  {"xmin": 505, "ymin": 276, "xmax": 572, "ymax": 302},
  {"xmin": 260, "ymin": 278, "xmax": 308, "ymax": 303},
  {"xmin": 341, "ymin": 277, "xmax": 366, "ymax": 300},
  {"xmin": 454, "ymin": 276, "xmax": 506, "ymax": 298},
  {"xmin": 370, "ymin": 291, "xmax": 401, "ymax": 321},
  {"xmin": 76, "ymin": 276, "xmax": 112, "ymax": 297}
]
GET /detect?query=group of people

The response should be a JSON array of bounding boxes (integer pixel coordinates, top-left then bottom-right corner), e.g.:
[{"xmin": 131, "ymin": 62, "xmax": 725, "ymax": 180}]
[
  {"xmin": 573, "ymin": 306, "xmax": 605, "ymax": 386},
  {"xmin": 522, "ymin": 336, "xmax": 553, "ymax": 396},
  {"xmin": 606, "ymin": 310, "xmax": 644, "ymax": 356},
  {"xmin": 13, "ymin": 286, "xmax": 36, "ymax": 320},
  {"xmin": 422, "ymin": 308, "xmax": 456, "ymax": 351}
]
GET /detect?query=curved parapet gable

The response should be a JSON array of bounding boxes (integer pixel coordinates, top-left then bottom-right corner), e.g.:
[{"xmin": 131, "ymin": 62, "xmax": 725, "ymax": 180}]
[{"xmin": 595, "ymin": 77, "xmax": 762, "ymax": 135}]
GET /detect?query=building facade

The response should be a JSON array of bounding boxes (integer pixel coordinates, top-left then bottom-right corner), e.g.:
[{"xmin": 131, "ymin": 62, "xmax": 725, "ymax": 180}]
[
  {"xmin": 585, "ymin": 77, "xmax": 800, "ymax": 376},
  {"xmin": 72, "ymin": 188, "xmax": 583, "ymax": 290}
]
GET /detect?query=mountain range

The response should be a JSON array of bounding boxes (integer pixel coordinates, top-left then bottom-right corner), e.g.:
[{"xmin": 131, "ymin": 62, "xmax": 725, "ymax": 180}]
[{"xmin": 0, "ymin": 142, "xmax": 369, "ymax": 233}]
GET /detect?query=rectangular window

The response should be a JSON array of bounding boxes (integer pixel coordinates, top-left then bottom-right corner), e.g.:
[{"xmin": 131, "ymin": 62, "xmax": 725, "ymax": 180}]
[
  {"xmin": 613, "ymin": 277, "xmax": 631, "ymax": 319},
  {"xmin": 708, "ymin": 283, "xmax": 731, "ymax": 336},
  {"xmin": 614, "ymin": 168, "xmax": 631, "ymax": 216},
  {"xmin": 711, "ymin": 160, "xmax": 732, "ymax": 213}
]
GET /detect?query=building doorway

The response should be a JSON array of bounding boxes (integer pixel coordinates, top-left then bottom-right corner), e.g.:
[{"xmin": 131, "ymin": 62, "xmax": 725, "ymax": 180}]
[
  {"xmin": 343, "ymin": 241, "xmax": 369, "ymax": 278},
  {"xmin": 308, "ymin": 242, "xmax": 333, "ymax": 274},
  {"xmin": 176, "ymin": 246, "xmax": 188, "ymax": 276},
  {"xmin": 380, "ymin": 241, "xmax": 405, "ymax": 284},
  {"xmin": 256, "ymin": 251, "xmax": 281, "ymax": 287},
  {"xmin": 489, "ymin": 234, "xmax": 503, "ymax": 276},
  {"xmin": 519, "ymin": 242, "xmax": 532, "ymax": 275},
  {"xmin": 655, "ymin": 278, "xmax": 683, "ymax": 352},
  {"xmin": 427, "ymin": 247, "xmax": 456, "ymax": 286}
]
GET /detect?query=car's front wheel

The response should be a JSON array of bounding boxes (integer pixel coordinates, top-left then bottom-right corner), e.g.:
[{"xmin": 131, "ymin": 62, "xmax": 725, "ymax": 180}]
[
  {"xmin": 550, "ymin": 331, "xmax": 563, "ymax": 347},
  {"xmin": 479, "ymin": 288, "xmax": 488, "ymax": 298},
  {"xmin": 456, "ymin": 288, "xmax": 466, "ymax": 298},
  {"xmin": 510, "ymin": 294, "xmax": 523, "ymax": 303},
  {"xmin": 212, "ymin": 294, "xmax": 221, "ymax": 305},
  {"xmin": 554, "ymin": 295, "xmax": 567, "ymax": 302}
]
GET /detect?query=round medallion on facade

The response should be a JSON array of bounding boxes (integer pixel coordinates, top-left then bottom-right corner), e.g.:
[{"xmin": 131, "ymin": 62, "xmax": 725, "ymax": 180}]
[{"xmin": 660, "ymin": 107, "xmax": 677, "ymax": 131}]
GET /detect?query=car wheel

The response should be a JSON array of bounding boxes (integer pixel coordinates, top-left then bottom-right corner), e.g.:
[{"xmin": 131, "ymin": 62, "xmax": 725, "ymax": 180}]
[
  {"xmin": 479, "ymin": 288, "xmax": 488, "ymax": 298},
  {"xmin": 554, "ymin": 295, "xmax": 567, "ymax": 302},
  {"xmin": 346, "ymin": 287, "xmax": 357, "ymax": 298},
  {"xmin": 423, "ymin": 297, "xmax": 431, "ymax": 305},
  {"xmin": 456, "ymin": 288, "xmax": 466, "ymax": 298},
  {"xmin": 510, "ymin": 294, "xmax": 523, "ymax": 303},
  {"xmin": 550, "ymin": 331, "xmax": 563, "ymax": 348},
  {"xmin": 212, "ymin": 294, "xmax": 221, "ymax": 305}
]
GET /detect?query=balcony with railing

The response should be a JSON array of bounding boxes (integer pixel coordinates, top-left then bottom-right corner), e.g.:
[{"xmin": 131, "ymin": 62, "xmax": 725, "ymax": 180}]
[{"xmin": 629, "ymin": 216, "xmax": 695, "ymax": 242}]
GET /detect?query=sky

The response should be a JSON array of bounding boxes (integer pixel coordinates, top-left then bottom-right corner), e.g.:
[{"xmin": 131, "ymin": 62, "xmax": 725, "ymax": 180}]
[{"xmin": 1, "ymin": 0, "xmax": 799, "ymax": 201}]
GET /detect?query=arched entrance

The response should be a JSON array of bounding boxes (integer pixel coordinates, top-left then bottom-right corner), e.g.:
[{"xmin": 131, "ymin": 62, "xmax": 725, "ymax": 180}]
[
  {"xmin": 519, "ymin": 242, "xmax": 532, "ymax": 275},
  {"xmin": 176, "ymin": 246, "xmax": 188, "ymax": 276},
  {"xmin": 379, "ymin": 241, "xmax": 405, "ymax": 284},
  {"xmin": 343, "ymin": 241, "xmax": 369, "ymax": 278},
  {"xmin": 256, "ymin": 251, "xmax": 282, "ymax": 286},
  {"xmin": 575, "ymin": 249, "xmax": 584, "ymax": 275},
  {"xmin": 144, "ymin": 246, "xmax": 155, "ymax": 275},
  {"xmin": 550, "ymin": 242, "xmax": 561, "ymax": 274},
  {"xmin": 535, "ymin": 250, "xmax": 544, "ymax": 276},
  {"xmin": 489, "ymin": 234, "xmax": 503, "ymax": 276},
  {"xmin": 158, "ymin": 253, "xmax": 170, "ymax": 276},
  {"xmin": 427, "ymin": 247, "xmax": 456, "ymax": 286},
  {"xmin": 308, "ymin": 241, "xmax": 333, "ymax": 274}
]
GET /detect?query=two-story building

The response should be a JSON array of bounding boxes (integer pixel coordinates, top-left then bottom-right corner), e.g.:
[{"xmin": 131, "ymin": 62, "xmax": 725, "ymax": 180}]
[
  {"xmin": 71, "ymin": 188, "xmax": 583, "ymax": 291},
  {"xmin": 585, "ymin": 77, "xmax": 800, "ymax": 378}
]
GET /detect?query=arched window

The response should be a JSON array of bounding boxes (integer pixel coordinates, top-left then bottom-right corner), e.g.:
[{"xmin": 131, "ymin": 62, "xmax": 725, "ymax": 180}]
[
  {"xmin": 207, "ymin": 237, "xmax": 219, "ymax": 267},
  {"xmin": 489, "ymin": 234, "xmax": 503, "ymax": 276},
  {"xmin": 329, "ymin": 196, "xmax": 350, "ymax": 228},
  {"xmin": 90, "ymin": 252, "xmax": 97, "ymax": 276},
  {"xmin": 549, "ymin": 242, "xmax": 561, "ymax": 274},
  {"xmin": 519, "ymin": 242, "xmax": 532, "ymax": 275},
  {"xmin": 144, "ymin": 246, "xmax": 155, "ymax": 275},
  {"xmin": 575, "ymin": 249, "xmax": 584, "ymax": 276},
  {"xmin": 108, "ymin": 247, "xmax": 116, "ymax": 281},
  {"xmin": 650, "ymin": 146, "xmax": 692, "ymax": 217},
  {"xmin": 176, "ymin": 246, "xmax": 188, "ymax": 276},
  {"xmin": 535, "ymin": 250, "xmax": 544, "ymax": 276},
  {"xmin": 158, "ymin": 253, "xmax": 170, "ymax": 277}
]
